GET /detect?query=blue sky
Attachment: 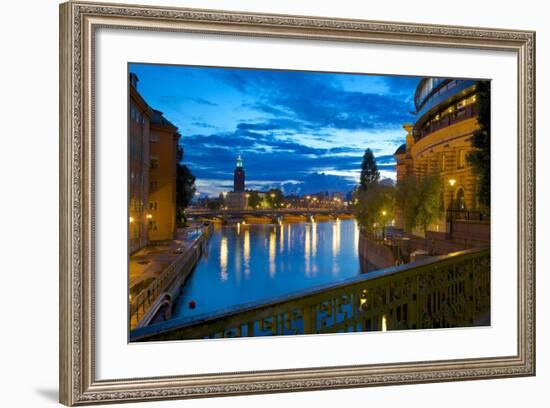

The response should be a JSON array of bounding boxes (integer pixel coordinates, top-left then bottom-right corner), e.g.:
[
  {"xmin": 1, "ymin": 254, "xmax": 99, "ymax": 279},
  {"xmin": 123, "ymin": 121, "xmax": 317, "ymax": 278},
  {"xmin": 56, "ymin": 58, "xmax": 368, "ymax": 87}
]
[{"xmin": 130, "ymin": 63, "xmax": 422, "ymax": 197}]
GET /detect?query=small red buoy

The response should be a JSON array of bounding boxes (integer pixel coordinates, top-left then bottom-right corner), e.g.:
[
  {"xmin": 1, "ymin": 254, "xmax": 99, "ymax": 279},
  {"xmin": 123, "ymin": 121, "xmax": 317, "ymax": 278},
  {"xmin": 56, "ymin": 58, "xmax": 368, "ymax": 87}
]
[{"xmin": 188, "ymin": 300, "xmax": 196, "ymax": 309}]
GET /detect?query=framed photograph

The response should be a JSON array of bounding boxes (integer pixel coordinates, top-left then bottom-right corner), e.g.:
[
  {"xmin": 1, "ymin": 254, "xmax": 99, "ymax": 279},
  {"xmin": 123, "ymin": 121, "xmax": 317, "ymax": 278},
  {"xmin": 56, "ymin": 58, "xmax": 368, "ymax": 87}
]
[{"xmin": 59, "ymin": 1, "xmax": 535, "ymax": 405}]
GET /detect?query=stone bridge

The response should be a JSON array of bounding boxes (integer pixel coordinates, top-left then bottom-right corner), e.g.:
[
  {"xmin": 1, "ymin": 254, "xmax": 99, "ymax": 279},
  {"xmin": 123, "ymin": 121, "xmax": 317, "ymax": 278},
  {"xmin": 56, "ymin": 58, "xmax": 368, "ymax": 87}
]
[{"xmin": 186, "ymin": 207, "xmax": 352, "ymax": 219}]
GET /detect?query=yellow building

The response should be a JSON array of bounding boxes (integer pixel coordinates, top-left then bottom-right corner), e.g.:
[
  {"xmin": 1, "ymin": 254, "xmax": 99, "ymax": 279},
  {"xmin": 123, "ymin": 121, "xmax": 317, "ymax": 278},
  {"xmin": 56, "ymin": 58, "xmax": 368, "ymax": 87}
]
[
  {"xmin": 128, "ymin": 73, "xmax": 180, "ymax": 253},
  {"xmin": 148, "ymin": 110, "xmax": 180, "ymax": 242},
  {"xmin": 395, "ymin": 78, "xmax": 484, "ymax": 233}
]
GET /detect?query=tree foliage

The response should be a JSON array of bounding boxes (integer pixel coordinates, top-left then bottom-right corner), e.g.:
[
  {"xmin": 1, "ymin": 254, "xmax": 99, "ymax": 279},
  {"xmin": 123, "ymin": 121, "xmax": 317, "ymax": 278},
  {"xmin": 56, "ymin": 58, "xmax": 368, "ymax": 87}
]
[
  {"xmin": 396, "ymin": 174, "xmax": 443, "ymax": 235},
  {"xmin": 176, "ymin": 145, "xmax": 196, "ymax": 222},
  {"xmin": 467, "ymin": 80, "xmax": 491, "ymax": 210},
  {"xmin": 359, "ymin": 148, "xmax": 380, "ymax": 191},
  {"xmin": 265, "ymin": 188, "xmax": 284, "ymax": 208},
  {"xmin": 246, "ymin": 190, "xmax": 262, "ymax": 209},
  {"xmin": 354, "ymin": 182, "xmax": 395, "ymax": 232}
]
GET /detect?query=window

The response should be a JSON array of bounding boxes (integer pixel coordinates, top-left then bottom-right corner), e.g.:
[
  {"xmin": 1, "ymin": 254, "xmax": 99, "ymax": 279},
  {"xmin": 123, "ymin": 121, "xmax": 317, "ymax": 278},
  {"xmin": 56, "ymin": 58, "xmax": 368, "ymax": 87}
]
[
  {"xmin": 458, "ymin": 150, "xmax": 467, "ymax": 169},
  {"xmin": 456, "ymin": 188, "xmax": 466, "ymax": 210},
  {"xmin": 150, "ymin": 156, "xmax": 159, "ymax": 169},
  {"xmin": 149, "ymin": 201, "xmax": 158, "ymax": 210},
  {"xmin": 148, "ymin": 220, "xmax": 158, "ymax": 231},
  {"xmin": 149, "ymin": 180, "xmax": 158, "ymax": 193},
  {"xmin": 442, "ymin": 105, "xmax": 455, "ymax": 117}
]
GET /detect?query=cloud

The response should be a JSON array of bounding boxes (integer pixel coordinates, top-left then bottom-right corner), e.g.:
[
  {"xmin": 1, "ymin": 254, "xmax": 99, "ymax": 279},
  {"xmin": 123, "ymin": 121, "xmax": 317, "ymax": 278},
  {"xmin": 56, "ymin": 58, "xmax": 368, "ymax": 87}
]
[
  {"xmin": 192, "ymin": 122, "xmax": 217, "ymax": 129},
  {"xmin": 189, "ymin": 97, "xmax": 218, "ymax": 106},
  {"xmin": 217, "ymin": 69, "xmax": 417, "ymax": 131},
  {"xmin": 278, "ymin": 172, "xmax": 357, "ymax": 195},
  {"xmin": 132, "ymin": 64, "xmax": 423, "ymax": 196}
]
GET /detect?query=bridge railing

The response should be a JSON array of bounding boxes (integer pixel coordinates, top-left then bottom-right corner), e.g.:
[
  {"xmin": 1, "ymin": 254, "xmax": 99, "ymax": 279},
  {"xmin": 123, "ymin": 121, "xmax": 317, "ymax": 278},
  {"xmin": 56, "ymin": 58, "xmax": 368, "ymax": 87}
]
[{"xmin": 130, "ymin": 246, "xmax": 490, "ymax": 341}]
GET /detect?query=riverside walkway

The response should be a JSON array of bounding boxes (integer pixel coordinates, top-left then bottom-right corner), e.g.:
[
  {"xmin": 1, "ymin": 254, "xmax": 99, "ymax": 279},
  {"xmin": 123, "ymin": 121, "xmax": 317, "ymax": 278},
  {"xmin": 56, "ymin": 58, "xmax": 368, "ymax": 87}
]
[{"xmin": 129, "ymin": 223, "xmax": 212, "ymax": 329}]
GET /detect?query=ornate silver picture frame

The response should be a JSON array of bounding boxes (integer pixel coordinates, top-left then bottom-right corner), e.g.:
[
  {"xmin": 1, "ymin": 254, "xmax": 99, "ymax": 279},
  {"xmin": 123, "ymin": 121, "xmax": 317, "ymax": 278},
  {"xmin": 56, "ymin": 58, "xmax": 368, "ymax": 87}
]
[{"xmin": 59, "ymin": 1, "xmax": 535, "ymax": 405}]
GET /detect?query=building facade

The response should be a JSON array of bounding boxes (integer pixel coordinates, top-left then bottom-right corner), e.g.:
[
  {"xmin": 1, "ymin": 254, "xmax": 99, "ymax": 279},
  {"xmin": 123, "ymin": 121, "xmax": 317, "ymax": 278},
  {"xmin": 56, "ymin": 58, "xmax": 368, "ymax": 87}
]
[
  {"xmin": 395, "ymin": 78, "xmax": 485, "ymax": 233},
  {"xmin": 226, "ymin": 155, "xmax": 247, "ymax": 209},
  {"xmin": 148, "ymin": 110, "xmax": 180, "ymax": 242},
  {"xmin": 129, "ymin": 74, "xmax": 152, "ymax": 253},
  {"xmin": 129, "ymin": 73, "xmax": 180, "ymax": 253}
]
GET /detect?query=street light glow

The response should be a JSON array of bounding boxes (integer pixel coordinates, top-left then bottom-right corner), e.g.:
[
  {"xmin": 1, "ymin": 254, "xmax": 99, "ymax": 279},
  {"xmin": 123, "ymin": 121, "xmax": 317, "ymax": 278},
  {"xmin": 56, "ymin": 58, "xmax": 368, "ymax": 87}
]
[{"xmin": 449, "ymin": 178, "xmax": 456, "ymax": 187}]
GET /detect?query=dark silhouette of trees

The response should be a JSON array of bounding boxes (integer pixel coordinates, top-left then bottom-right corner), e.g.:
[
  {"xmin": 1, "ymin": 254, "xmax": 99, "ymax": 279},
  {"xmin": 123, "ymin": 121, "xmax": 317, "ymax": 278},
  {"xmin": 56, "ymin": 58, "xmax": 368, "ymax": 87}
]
[
  {"xmin": 467, "ymin": 80, "xmax": 491, "ymax": 211},
  {"xmin": 359, "ymin": 148, "xmax": 380, "ymax": 191}
]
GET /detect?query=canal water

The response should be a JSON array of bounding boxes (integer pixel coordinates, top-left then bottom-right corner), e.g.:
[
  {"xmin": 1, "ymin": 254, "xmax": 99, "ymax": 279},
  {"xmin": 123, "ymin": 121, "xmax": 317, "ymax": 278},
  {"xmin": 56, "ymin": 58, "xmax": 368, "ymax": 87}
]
[{"xmin": 172, "ymin": 219, "xmax": 362, "ymax": 321}]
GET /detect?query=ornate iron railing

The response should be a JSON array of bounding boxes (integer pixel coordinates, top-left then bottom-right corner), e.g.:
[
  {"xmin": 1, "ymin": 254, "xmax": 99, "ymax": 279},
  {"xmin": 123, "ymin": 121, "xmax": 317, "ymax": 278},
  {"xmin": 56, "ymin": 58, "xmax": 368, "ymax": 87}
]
[
  {"xmin": 130, "ymin": 247, "xmax": 490, "ymax": 342},
  {"xmin": 446, "ymin": 209, "xmax": 490, "ymax": 222}
]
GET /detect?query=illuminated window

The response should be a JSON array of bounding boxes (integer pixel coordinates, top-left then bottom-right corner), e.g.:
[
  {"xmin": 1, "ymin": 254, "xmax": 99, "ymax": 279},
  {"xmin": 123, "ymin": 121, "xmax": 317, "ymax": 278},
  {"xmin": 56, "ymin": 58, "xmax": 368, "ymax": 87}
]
[{"xmin": 442, "ymin": 105, "xmax": 455, "ymax": 116}]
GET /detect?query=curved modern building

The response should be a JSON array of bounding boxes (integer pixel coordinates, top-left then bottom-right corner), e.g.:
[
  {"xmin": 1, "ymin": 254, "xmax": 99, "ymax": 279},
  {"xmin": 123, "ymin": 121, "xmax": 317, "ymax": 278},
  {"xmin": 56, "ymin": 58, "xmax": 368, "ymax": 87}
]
[{"xmin": 394, "ymin": 78, "xmax": 484, "ymax": 233}]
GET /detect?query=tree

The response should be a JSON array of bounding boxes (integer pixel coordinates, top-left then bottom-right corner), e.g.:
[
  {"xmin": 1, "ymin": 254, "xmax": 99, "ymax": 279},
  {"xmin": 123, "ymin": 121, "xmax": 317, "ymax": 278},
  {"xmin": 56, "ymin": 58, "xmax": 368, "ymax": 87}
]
[
  {"xmin": 265, "ymin": 188, "xmax": 284, "ymax": 208},
  {"xmin": 354, "ymin": 182, "xmax": 395, "ymax": 233},
  {"xmin": 467, "ymin": 80, "xmax": 491, "ymax": 211},
  {"xmin": 396, "ymin": 174, "xmax": 443, "ymax": 235},
  {"xmin": 176, "ymin": 145, "xmax": 196, "ymax": 225},
  {"xmin": 246, "ymin": 190, "xmax": 261, "ymax": 209},
  {"xmin": 359, "ymin": 148, "xmax": 380, "ymax": 191}
]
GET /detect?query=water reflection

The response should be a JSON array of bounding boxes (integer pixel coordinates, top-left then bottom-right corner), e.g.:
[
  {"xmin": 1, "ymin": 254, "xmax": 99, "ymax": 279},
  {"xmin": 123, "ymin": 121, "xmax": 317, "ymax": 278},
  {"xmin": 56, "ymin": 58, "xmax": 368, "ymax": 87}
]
[
  {"xmin": 174, "ymin": 219, "xmax": 361, "ymax": 320},
  {"xmin": 219, "ymin": 236, "xmax": 228, "ymax": 281},
  {"xmin": 312, "ymin": 221, "xmax": 317, "ymax": 258},
  {"xmin": 332, "ymin": 218, "xmax": 341, "ymax": 256},
  {"xmin": 269, "ymin": 229, "xmax": 276, "ymax": 278},
  {"xmin": 244, "ymin": 229, "xmax": 250, "ymax": 277},
  {"xmin": 304, "ymin": 223, "xmax": 311, "ymax": 276}
]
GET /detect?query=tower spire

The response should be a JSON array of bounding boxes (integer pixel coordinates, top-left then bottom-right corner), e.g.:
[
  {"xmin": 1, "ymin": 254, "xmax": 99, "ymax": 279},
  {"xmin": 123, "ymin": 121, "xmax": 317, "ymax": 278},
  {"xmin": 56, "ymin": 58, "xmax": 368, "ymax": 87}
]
[{"xmin": 233, "ymin": 154, "xmax": 245, "ymax": 192}]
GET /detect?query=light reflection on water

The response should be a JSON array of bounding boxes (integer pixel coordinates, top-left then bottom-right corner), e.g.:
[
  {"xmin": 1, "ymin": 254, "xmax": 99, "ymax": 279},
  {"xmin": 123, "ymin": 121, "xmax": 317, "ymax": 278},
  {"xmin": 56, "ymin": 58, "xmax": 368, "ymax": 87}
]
[{"xmin": 173, "ymin": 219, "xmax": 361, "ymax": 320}]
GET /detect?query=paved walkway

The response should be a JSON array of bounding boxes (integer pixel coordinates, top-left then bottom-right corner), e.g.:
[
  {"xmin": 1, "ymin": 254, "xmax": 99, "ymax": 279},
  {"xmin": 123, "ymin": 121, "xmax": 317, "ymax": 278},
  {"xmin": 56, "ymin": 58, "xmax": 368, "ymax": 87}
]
[{"xmin": 129, "ymin": 223, "xmax": 204, "ymax": 299}]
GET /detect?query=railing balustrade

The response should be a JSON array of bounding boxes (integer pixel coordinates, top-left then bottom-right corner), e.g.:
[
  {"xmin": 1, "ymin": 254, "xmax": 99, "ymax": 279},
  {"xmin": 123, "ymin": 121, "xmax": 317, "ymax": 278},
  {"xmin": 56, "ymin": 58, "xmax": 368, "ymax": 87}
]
[
  {"xmin": 446, "ymin": 209, "xmax": 489, "ymax": 222},
  {"xmin": 418, "ymin": 104, "xmax": 479, "ymax": 139},
  {"xmin": 130, "ymin": 246, "xmax": 490, "ymax": 342}
]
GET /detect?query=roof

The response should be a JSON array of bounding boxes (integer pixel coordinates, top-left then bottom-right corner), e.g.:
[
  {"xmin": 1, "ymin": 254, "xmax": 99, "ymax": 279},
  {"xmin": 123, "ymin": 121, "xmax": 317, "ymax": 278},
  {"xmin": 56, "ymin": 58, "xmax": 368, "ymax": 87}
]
[
  {"xmin": 151, "ymin": 109, "xmax": 178, "ymax": 130},
  {"xmin": 394, "ymin": 143, "xmax": 406, "ymax": 156}
]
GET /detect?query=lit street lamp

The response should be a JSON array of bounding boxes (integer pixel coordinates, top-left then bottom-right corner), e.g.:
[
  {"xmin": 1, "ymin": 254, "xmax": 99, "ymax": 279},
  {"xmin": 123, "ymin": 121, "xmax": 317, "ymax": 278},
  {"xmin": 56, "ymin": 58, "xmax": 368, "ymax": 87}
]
[
  {"xmin": 448, "ymin": 178, "xmax": 456, "ymax": 237},
  {"xmin": 381, "ymin": 210, "xmax": 387, "ymax": 241}
]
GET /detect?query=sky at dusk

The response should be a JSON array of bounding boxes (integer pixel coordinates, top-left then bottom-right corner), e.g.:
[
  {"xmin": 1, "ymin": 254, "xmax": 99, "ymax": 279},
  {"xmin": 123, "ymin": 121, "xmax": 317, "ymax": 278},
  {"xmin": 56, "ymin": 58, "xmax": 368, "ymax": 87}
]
[{"xmin": 129, "ymin": 63, "xmax": 423, "ymax": 197}]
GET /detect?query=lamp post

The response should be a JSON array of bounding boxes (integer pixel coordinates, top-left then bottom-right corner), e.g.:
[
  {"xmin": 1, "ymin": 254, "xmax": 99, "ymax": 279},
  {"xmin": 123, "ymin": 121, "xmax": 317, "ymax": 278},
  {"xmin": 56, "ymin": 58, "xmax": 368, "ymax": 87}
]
[{"xmin": 448, "ymin": 178, "xmax": 456, "ymax": 237}]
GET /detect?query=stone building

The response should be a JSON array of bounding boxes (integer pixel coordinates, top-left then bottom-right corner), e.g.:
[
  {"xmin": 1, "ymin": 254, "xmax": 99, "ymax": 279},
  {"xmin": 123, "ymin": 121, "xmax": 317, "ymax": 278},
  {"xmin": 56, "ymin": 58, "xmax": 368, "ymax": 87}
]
[
  {"xmin": 128, "ymin": 73, "xmax": 180, "ymax": 253},
  {"xmin": 394, "ymin": 78, "xmax": 485, "ymax": 233}
]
